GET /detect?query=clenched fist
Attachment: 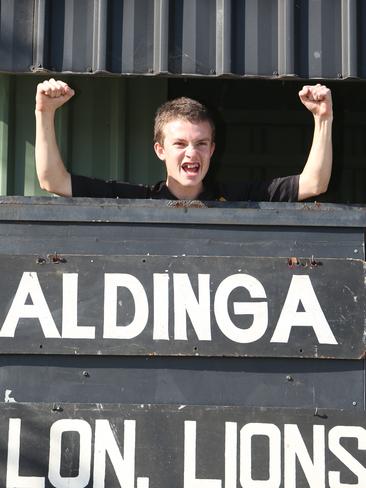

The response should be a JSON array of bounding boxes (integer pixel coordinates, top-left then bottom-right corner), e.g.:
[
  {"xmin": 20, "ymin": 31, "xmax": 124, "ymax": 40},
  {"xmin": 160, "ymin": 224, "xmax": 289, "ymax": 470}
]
[
  {"xmin": 299, "ymin": 84, "xmax": 332, "ymax": 119},
  {"xmin": 35, "ymin": 78, "xmax": 75, "ymax": 113}
]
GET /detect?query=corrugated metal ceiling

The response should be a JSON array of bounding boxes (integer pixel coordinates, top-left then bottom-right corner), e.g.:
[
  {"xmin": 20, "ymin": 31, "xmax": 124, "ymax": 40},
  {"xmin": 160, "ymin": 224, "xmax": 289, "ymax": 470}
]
[{"xmin": 1, "ymin": 0, "xmax": 365, "ymax": 79}]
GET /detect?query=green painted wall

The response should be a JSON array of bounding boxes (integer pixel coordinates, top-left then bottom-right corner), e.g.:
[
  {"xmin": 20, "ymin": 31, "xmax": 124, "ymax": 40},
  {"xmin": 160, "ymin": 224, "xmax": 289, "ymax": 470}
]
[{"xmin": 0, "ymin": 74, "xmax": 167, "ymax": 196}]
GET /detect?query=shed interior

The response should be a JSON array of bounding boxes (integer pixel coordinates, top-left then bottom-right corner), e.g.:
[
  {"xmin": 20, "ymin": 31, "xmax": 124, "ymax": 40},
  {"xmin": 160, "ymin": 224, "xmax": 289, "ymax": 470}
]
[{"xmin": 0, "ymin": 74, "xmax": 365, "ymax": 203}]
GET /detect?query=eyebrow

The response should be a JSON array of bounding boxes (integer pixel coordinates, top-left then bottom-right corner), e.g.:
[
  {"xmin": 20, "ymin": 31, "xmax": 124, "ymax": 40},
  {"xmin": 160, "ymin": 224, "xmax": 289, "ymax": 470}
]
[{"xmin": 172, "ymin": 137, "xmax": 211, "ymax": 143}]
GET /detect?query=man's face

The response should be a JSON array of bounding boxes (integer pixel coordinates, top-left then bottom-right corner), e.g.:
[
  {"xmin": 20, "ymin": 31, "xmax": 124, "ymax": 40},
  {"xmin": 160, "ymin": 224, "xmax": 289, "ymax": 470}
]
[{"xmin": 154, "ymin": 119, "xmax": 215, "ymax": 199}]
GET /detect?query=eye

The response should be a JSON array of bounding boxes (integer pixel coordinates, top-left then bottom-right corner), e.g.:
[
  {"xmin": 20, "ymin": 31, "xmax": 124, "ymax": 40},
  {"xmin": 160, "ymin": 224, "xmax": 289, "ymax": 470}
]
[{"xmin": 174, "ymin": 142, "xmax": 185, "ymax": 148}]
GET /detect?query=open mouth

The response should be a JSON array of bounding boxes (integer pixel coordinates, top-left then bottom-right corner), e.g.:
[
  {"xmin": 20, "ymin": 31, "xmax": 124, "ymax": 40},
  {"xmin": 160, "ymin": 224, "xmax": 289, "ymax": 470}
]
[{"xmin": 182, "ymin": 162, "xmax": 200, "ymax": 175}]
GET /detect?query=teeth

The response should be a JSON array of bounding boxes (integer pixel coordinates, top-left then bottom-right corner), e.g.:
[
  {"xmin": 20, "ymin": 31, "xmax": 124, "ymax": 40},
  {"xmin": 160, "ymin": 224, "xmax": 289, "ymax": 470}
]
[{"xmin": 183, "ymin": 163, "xmax": 199, "ymax": 169}]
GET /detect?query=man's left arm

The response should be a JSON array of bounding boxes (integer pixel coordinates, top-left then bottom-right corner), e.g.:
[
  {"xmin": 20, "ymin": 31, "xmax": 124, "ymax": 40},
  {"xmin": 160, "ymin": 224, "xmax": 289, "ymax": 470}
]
[{"xmin": 298, "ymin": 84, "xmax": 333, "ymax": 201}]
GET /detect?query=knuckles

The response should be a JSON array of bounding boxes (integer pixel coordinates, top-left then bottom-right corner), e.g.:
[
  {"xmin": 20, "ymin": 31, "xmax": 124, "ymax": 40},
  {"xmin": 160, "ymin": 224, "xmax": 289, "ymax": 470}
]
[
  {"xmin": 36, "ymin": 79, "xmax": 71, "ymax": 98},
  {"xmin": 299, "ymin": 84, "xmax": 332, "ymax": 103}
]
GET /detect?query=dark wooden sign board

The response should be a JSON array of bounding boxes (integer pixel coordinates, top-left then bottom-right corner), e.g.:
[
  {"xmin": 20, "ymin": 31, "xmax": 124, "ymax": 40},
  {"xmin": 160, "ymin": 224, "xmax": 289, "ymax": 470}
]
[
  {"xmin": 0, "ymin": 254, "xmax": 363, "ymax": 359},
  {"xmin": 0, "ymin": 402, "xmax": 365, "ymax": 488}
]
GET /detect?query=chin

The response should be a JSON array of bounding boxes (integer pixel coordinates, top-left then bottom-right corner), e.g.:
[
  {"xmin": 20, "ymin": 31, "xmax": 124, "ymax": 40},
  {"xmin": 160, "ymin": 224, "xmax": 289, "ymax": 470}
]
[
  {"xmin": 182, "ymin": 182, "xmax": 202, "ymax": 188},
  {"xmin": 182, "ymin": 175, "xmax": 203, "ymax": 185}
]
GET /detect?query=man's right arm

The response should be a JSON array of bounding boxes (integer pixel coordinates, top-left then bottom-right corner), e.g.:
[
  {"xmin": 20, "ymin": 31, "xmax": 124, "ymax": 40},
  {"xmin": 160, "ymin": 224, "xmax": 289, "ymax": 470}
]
[{"xmin": 35, "ymin": 78, "xmax": 75, "ymax": 197}]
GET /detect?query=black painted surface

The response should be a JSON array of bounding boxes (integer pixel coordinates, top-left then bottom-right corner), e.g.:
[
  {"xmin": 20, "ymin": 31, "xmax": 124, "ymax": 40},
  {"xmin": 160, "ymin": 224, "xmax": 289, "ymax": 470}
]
[
  {"xmin": 0, "ymin": 355, "xmax": 362, "ymax": 410},
  {"xmin": 0, "ymin": 254, "xmax": 363, "ymax": 358},
  {"xmin": 0, "ymin": 222, "xmax": 363, "ymax": 259},
  {"xmin": 0, "ymin": 403, "xmax": 364, "ymax": 487},
  {"xmin": 0, "ymin": 198, "xmax": 363, "ymax": 486}
]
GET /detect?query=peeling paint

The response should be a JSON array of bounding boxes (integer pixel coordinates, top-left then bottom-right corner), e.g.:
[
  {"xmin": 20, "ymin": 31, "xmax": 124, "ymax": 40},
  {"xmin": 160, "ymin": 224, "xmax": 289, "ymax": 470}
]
[{"xmin": 4, "ymin": 390, "xmax": 16, "ymax": 403}]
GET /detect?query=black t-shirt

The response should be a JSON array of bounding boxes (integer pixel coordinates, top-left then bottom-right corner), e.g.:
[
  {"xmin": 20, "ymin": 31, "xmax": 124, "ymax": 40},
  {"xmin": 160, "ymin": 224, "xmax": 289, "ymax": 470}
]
[{"xmin": 71, "ymin": 174, "xmax": 300, "ymax": 202}]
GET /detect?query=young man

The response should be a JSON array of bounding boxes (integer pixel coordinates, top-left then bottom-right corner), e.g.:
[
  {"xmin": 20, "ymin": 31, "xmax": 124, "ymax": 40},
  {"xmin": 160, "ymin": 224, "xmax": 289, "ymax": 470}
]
[{"xmin": 35, "ymin": 79, "xmax": 333, "ymax": 201}]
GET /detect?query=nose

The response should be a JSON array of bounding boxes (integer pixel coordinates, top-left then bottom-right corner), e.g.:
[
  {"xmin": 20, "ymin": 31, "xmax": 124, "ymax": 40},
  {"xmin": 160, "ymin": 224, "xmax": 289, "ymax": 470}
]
[{"xmin": 185, "ymin": 144, "xmax": 197, "ymax": 158}]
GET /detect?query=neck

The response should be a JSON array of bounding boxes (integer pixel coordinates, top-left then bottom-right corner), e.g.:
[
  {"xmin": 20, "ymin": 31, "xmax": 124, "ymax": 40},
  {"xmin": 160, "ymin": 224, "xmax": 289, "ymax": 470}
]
[{"xmin": 166, "ymin": 178, "xmax": 203, "ymax": 200}]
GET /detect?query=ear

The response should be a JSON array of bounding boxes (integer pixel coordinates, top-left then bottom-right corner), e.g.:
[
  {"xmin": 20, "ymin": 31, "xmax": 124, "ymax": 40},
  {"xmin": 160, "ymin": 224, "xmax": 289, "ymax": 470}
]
[
  {"xmin": 210, "ymin": 142, "xmax": 216, "ymax": 158},
  {"xmin": 154, "ymin": 142, "xmax": 165, "ymax": 161}
]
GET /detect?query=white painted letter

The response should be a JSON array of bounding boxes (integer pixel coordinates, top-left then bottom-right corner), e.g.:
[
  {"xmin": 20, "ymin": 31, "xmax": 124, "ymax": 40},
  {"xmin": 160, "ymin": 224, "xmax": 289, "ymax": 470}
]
[
  {"xmin": 174, "ymin": 274, "xmax": 211, "ymax": 341},
  {"xmin": 225, "ymin": 422, "xmax": 237, "ymax": 488},
  {"xmin": 271, "ymin": 276, "xmax": 337, "ymax": 344},
  {"xmin": 329, "ymin": 426, "xmax": 366, "ymax": 487},
  {"xmin": 240, "ymin": 423, "xmax": 281, "ymax": 487},
  {"xmin": 6, "ymin": 418, "xmax": 45, "ymax": 487},
  {"xmin": 153, "ymin": 273, "xmax": 170, "ymax": 340},
  {"xmin": 48, "ymin": 419, "xmax": 91, "ymax": 487},
  {"xmin": 62, "ymin": 274, "xmax": 95, "ymax": 338},
  {"xmin": 214, "ymin": 274, "xmax": 268, "ymax": 343},
  {"xmin": 1, "ymin": 272, "xmax": 60, "ymax": 338},
  {"xmin": 103, "ymin": 274, "xmax": 148, "ymax": 339},
  {"xmin": 93, "ymin": 419, "xmax": 136, "ymax": 488},
  {"xmin": 284, "ymin": 424, "xmax": 325, "ymax": 488},
  {"xmin": 184, "ymin": 421, "xmax": 222, "ymax": 488}
]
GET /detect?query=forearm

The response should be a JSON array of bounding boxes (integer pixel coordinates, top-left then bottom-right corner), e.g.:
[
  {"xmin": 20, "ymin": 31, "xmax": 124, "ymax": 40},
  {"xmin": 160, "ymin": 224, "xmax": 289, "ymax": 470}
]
[
  {"xmin": 35, "ymin": 110, "xmax": 72, "ymax": 197},
  {"xmin": 298, "ymin": 115, "xmax": 332, "ymax": 201}
]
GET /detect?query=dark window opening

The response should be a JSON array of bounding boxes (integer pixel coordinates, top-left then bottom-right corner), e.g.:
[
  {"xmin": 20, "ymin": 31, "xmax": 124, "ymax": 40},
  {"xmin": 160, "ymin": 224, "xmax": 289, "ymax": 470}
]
[{"xmin": 168, "ymin": 78, "xmax": 366, "ymax": 204}]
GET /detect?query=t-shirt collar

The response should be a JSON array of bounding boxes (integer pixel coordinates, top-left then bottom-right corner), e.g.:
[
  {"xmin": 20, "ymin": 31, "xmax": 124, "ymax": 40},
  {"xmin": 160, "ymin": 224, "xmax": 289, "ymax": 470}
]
[{"xmin": 155, "ymin": 181, "xmax": 215, "ymax": 200}]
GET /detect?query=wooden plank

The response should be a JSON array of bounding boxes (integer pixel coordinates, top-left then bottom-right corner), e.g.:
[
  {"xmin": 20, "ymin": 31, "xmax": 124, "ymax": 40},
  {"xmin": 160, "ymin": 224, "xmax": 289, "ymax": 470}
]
[
  {"xmin": 0, "ymin": 254, "xmax": 363, "ymax": 359},
  {"xmin": 0, "ymin": 402, "xmax": 365, "ymax": 487},
  {"xmin": 0, "ymin": 355, "xmax": 363, "ymax": 409},
  {"xmin": 0, "ymin": 197, "xmax": 365, "ymax": 227}
]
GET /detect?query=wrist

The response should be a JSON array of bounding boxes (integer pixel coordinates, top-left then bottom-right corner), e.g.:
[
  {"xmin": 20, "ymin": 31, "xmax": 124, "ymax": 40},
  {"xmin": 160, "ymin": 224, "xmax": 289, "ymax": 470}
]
[
  {"xmin": 35, "ymin": 107, "xmax": 56, "ymax": 118},
  {"xmin": 313, "ymin": 113, "xmax": 333, "ymax": 124}
]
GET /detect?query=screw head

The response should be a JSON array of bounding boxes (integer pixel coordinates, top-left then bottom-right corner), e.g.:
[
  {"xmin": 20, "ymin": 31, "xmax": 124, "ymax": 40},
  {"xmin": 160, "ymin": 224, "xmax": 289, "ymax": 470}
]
[{"xmin": 52, "ymin": 404, "xmax": 63, "ymax": 412}]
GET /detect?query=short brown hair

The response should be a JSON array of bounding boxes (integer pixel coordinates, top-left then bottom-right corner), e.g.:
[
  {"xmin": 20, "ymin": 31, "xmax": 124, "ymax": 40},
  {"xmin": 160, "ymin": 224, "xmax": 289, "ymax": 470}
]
[{"xmin": 154, "ymin": 97, "xmax": 215, "ymax": 145}]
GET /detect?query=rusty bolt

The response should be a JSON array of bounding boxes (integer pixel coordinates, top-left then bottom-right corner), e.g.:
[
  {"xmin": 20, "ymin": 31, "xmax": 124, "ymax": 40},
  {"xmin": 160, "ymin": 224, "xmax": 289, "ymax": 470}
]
[
  {"xmin": 286, "ymin": 375, "xmax": 293, "ymax": 382},
  {"xmin": 48, "ymin": 253, "xmax": 67, "ymax": 264},
  {"xmin": 82, "ymin": 371, "xmax": 89, "ymax": 377},
  {"xmin": 288, "ymin": 257, "xmax": 299, "ymax": 267}
]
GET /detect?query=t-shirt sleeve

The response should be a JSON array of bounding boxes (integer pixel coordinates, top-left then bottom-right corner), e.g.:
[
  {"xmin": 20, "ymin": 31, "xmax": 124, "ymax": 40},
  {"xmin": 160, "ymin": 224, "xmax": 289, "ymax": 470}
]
[
  {"xmin": 71, "ymin": 174, "xmax": 150, "ymax": 198},
  {"xmin": 218, "ymin": 175, "xmax": 300, "ymax": 202}
]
